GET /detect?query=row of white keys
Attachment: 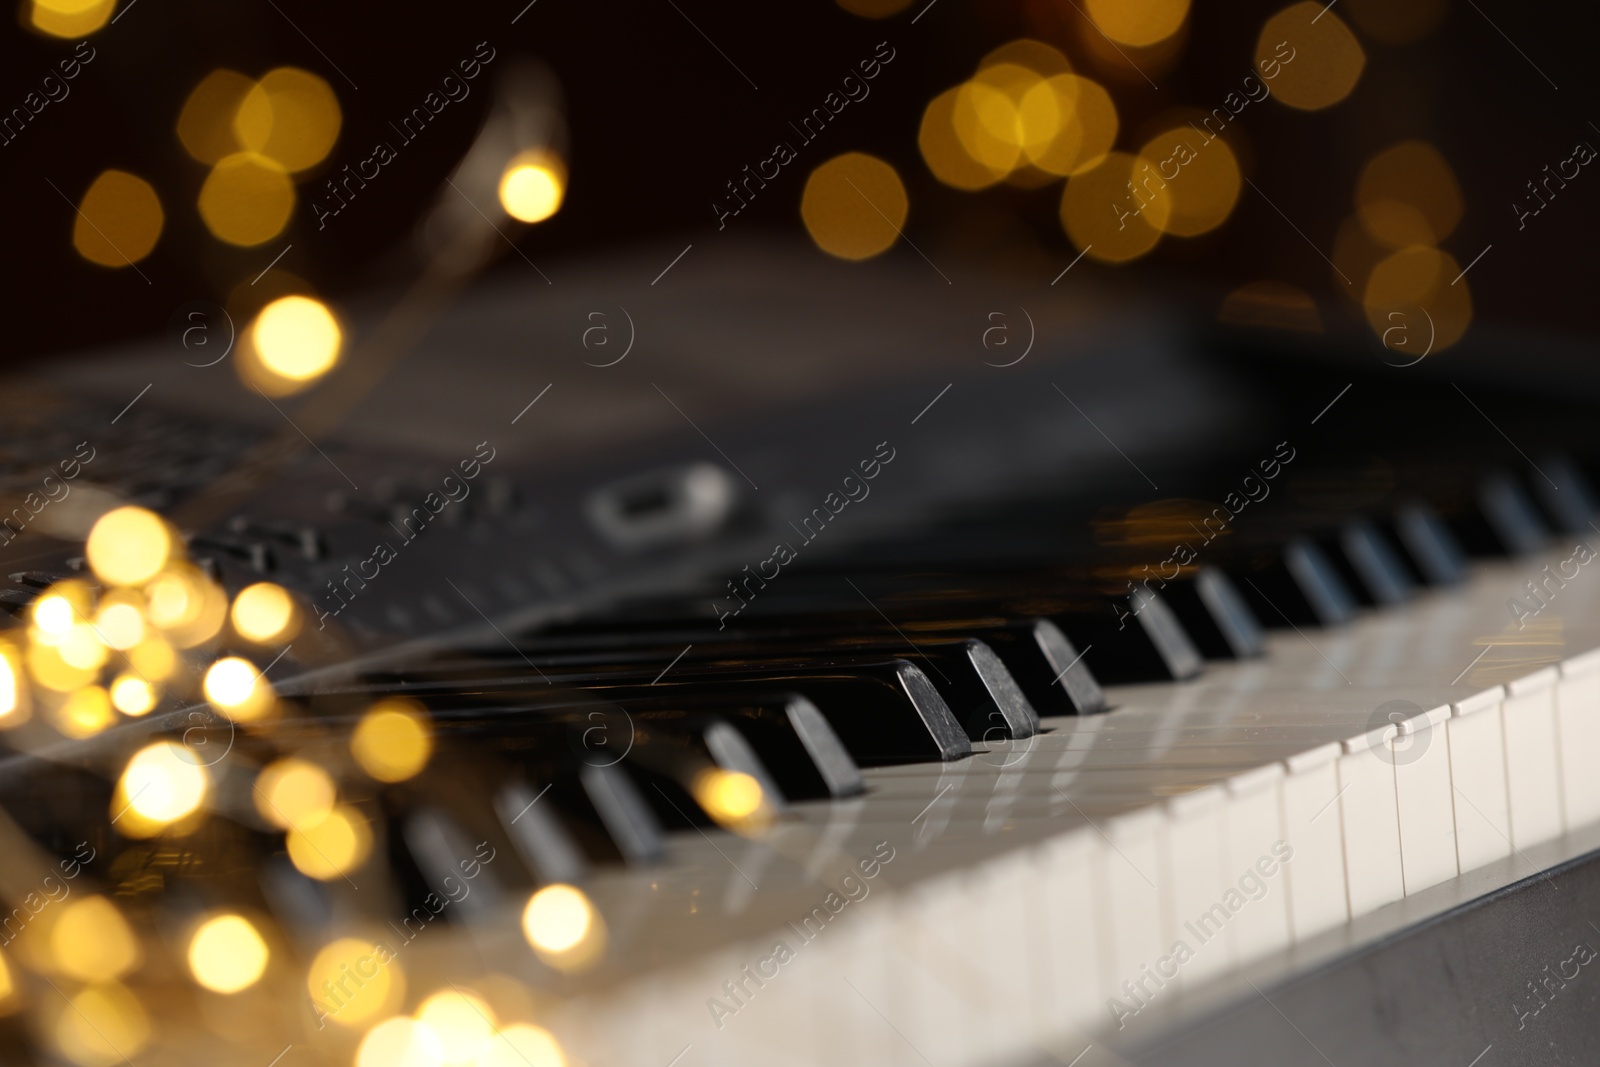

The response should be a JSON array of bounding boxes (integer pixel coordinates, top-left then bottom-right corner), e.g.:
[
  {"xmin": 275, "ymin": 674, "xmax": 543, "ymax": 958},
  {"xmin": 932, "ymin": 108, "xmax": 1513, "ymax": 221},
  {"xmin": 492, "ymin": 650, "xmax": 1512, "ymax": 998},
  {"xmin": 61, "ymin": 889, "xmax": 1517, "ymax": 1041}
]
[{"xmin": 1557, "ymin": 648, "xmax": 1600, "ymax": 826}]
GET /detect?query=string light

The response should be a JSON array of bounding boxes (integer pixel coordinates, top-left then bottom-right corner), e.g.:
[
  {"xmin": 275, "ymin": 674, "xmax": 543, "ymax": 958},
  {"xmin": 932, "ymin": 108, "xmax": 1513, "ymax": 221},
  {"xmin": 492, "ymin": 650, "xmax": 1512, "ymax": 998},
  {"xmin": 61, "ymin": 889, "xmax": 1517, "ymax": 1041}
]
[
  {"xmin": 86, "ymin": 507, "xmax": 172, "ymax": 587},
  {"xmin": 521, "ymin": 884, "xmax": 606, "ymax": 970},
  {"xmin": 498, "ymin": 151, "xmax": 567, "ymax": 223},
  {"xmin": 188, "ymin": 914, "xmax": 269, "ymax": 993},
  {"xmin": 351, "ymin": 700, "xmax": 433, "ymax": 782}
]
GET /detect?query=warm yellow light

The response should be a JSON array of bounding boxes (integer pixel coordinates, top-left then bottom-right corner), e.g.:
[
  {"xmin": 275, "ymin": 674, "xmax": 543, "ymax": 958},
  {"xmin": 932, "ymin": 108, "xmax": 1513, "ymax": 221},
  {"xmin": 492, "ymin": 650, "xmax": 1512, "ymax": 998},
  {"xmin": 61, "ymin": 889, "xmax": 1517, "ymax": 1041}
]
[
  {"xmin": 307, "ymin": 938, "xmax": 402, "ymax": 1026},
  {"xmin": 1024, "ymin": 74, "xmax": 1117, "ymax": 177},
  {"xmin": 356, "ymin": 1017, "xmax": 444, "ymax": 1067},
  {"xmin": 254, "ymin": 757, "xmax": 336, "ymax": 832},
  {"xmin": 32, "ymin": 595, "xmax": 75, "ymax": 638},
  {"xmin": 57, "ymin": 624, "xmax": 109, "ymax": 672},
  {"xmin": 52, "ymin": 981, "xmax": 150, "ymax": 1067},
  {"xmin": 250, "ymin": 295, "xmax": 342, "ymax": 383},
  {"xmin": 177, "ymin": 69, "xmax": 255, "ymax": 165},
  {"xmin": 480, "ymin": 1025, "xmax": 566, "ymax": 1067},
  {"xmin": 25, "ymin": 641, "xmax": 97, "ymax": 692},
  {"xmin": 0, "ymin": 647, "xmax": 24, "ymax": 726},
  {"xmin": 203, "ymin": 656, "xmax": 272, "ymax": 721},
  {"xmin": 126, "ymin": 635, "xmax": 177, "ymax": 682},
  {"xmin": 231, "ymin": 582, "xmax": 299, "ymax": 643},
  {"xmin": 287, "ymin": 803, "xmax": 371, "ymax": 880},
  {"xmin": 1084, "ymin": 0, "xmax": 1189, "ymax": 46},
  {"xmin": 51, "ymin": 897, "xmax": 140, "ymax": 982},
  {"xmin": 800, "ymin": 152, "xmax": 908, "ymax": 261},
  {"xmin": 234, "ymin": 68, "xmax": 342, "ymax": 174},
  {"xmin": 199, "ymin": 152, "xmax": 295, "ymax": 247},
  {"xmin": 920, "ymin": 87, "xmax": 1009, "ymax": 191},
  {"xmin": 188, "ymin": 914, "xmax": 269, "ymax": 993},
  {"xmin": 1364, "ymin": 245, "xmax": 1472, "ymax": 354},
  {"xmin": 0, "ymin": 947, "xmax": 16, "ymax": 1010},
  {"xmin": 109, "ymin": 674, "xmax": 156, "ymax": 716},
  {"xmin": 1060, "ymin": 150, "xmax": 1170, "ymax": 263},
  {"xmin": 87, "ymin": 506, "xmax": 172, "ymax": 587},
  {"xmin": 691, "ymin": 768, "xmax": 774, "ymax": 834},
  {"xmin": 351, "ymin": 700, "xmax": 433, "ymax": 782},
  {"xmin": 93, "ymin": 600, "xmax": 146, "ymax": 651},
  {"xmin": 1356, "ymin": 141, "xmax": 1463, "ymax": 247},
  {"xmin": 145, "ymin": 564, "xmax": 228, "ymax": 649},
  {"xmin": 145, "ymin": 568, "xmax": 199, "ymax": 628},
  {"xmin": 1257, "ymin": 3, "xmax": 1365, "ymax": 111},
  {"xmin": 117, "ymin": 741, "xmax": 208, "ymax": 827},
  {"xmin": 417, "ymin": 989, "xmax": 496, "ymax": 1064},
  {"xmin": 1136, "ymin": 127, "xmax": 1241, "ymax": 237},
  {"xmin": 521, "ymin": 884, "xmax": 605, "ymax": 969},
  {"xmin": 72, "ymin": 170, "xmax": 164, "ymax": 269},
  {"xmin": 498, "ymin": 152, "xmax": 567, "ymax": 224},
  {"xmin": 53, "ymin": 686, "xmax": 115, "ymax": 739},
  {"xmin": 30, "ymin": 0, "xmax": 114, "ymax": 38}
]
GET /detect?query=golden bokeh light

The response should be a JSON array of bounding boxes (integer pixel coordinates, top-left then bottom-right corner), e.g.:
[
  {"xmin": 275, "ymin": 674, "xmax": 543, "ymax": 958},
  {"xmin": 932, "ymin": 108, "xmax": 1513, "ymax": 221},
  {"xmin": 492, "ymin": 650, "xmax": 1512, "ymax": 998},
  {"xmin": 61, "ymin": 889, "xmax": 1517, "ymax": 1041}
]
[
  {"xmin": 1356, "ymin": 141, "xmax": 1463, "ymax": 247},
  {"xmin": 1024, "ymin": 75, "xmax": 1118, "ymax": 177},
  {"xmin": 51, "ymin": 685, "xmax": 115, "ymax": 739},
  {"xmin": 499, "ymin": 151, "xmax": 567, "ymax": 224},
  {"xmin": 0, "ymin": 947, "xmax": 16, "ymax": 1011},
  {"xmin": 254, "ymin": 757, "xmax": 336, "ymax": 832},
  {"xmin": 30, "ymin": 0, "xmax": 114, "ymax": 38},
  {"xmin": 307, "ymin": 938, "xmax": 402, "ymax": 1026},
  {"xmin": 691, "ymin": 768, "xmax": 774, "ymax": 835},
  {"xmin": 248, "ymin": 294, "xmax": 342, "ymax": 385},
  {"xmin": 203, "ymin": 656, "xmax": 272, "ymax": 721},
  {"xmin": 188, "ymin": 914, "xmax": 269, "ymax": 993},
  {"xmin": 53, "ymin": 982, "xmax": 149, "ymax": 1067},
  {"xmin": 1345, "ymin": 0, "xmax": 1447, "ymax": 45},
  {"xmin": 32, "ymin": 591, "xmax": 80, "ymax": 639},
  {"xmin": 87, "ymin": 506, "xmax": 172, "ymax": 587},
  {"xmin": 146, "ymin": 564, "xmax": 228, "ymax": 649},
  {"xmin": 521, "ymin": 884, "xmax": 606, "ymax": 970},
  {"xmin": 1136, "ymin": 127, "xmax": 1241, "ymax": 237},
  {"xmin": 417, "ymin": 989, "xmax": 497, "ymax": 1063},
  {"xmin": 126, "ymin": 634, "xmax": 178, "ymax": 681},
  {"xmin": 26, "ymin": 640, "xmax": 97, "ymax": 692},
  {"xmin": 800, "ymin": 152, "xmax": 908, "ymax": 261},
  {"xmin": 231, "ymin": 582, "xmax": 299, "ymax": 643},
  {"xmin": 351, "ymin": 699, "xmax": 433, "ymax": 782},
  {"xmin": 356, "ymin": 1017, "xmax": 444, "ymax": 1067},
  {"xmin": 921, "ymin": 87, "xmax": 1009, "ymax": 191},
  {"xmin": 1257, "ymin": 3, "xmax": 1364, "ymax": 111},
  {"xmin": 199, "ymin": 152, "xmax": 295, "ymax": 247},
  {"xmin": 115, "ymin": 742, "xmax": 208, "ymax": 837},
  {"xmin": 51, "ymin": 897, "xmax": 139, "ymax": 983},
  {"xmin": 234, "ymin": 68, "xmax": 342, "ymax": 174},
  {"xmin": 481, "ymin": 1025, "xmax": 566, "ymax": 1067},
  {"xmin": 93, "ymin": 598, "xmax": 146, "ymax": 651},
  {"xmin": 1060, "ymin": 150, "xmax": 1170, "ymax": 263},
  {"xmin": 1084, "ymin": 0, "xmax": 1190, "ymax": 47},
  {"xmin": 287, "ymin": 803, "xmax": 371, "ymax": 880},
  {"xmin": 1364, "ymin": 245, "xmax": 1472, "ymax": 353},
  {"xmin": 177, "ymin": 69, "xmax": 255, "ymax": 165},
  {"xmin": 0, "ymin": 644, "xmax": 26, "ymax": 727},
  {"xmin": 109, "ymin": 673, "xmax": 156, "ymax": 716},
  {"xmin": 72, "ymin": 171, "xmax": 163, "ymax": 269},
  {"xmin": 834, "ymin": 0, "xmax": 913, "ymax": 16},
  {"xmin": 1218, "ymin": 281, "xmax": 1323, "ymax": 333}
]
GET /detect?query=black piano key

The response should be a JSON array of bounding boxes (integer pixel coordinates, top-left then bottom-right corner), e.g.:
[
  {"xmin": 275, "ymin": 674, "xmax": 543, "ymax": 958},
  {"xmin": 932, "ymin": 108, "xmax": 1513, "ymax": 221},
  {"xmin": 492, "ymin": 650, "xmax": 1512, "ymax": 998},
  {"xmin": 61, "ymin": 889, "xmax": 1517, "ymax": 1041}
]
[
  {"xmin": 1531, "ymin": 453, "xmax": 1600, "ymax": 537},
  {"xmin": 1454, "ymin": 470, "xmax": 1551, "ymax": 556},
  {"xmin": 495, "ymin": 780, "xmax": 590, "ymax": 885},
  {"xmin": 1235, "ymin": 537, "xmax": 1358, "ymax": 627},
  {"xmin": 1161, "ymin": 567, "xmax": 1266, "ymax": 659},
  {"xmin": 1388, "ymin": 501, "xmax": 1469, "ymax": 586},
  {"xmin": 579, "ymin": 762, "xmax": 666, "ymax": 865},
  {"xmin": 1333, "ymin": 520, "xmax": 1416, "ymax": 607}
]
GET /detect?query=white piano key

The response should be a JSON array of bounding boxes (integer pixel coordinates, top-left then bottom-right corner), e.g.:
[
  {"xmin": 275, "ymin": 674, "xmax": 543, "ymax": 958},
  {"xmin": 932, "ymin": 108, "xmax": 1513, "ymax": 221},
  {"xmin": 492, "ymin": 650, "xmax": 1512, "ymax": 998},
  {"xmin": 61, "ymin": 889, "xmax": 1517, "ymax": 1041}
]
[
  {"xmin": 1163, "ymin": 785, "xmax": 1233, "ymax": 981},
  {"xmin": 1502, "ymin": 666, "xmax": 1565, "ymax": 846},
  {"xmin": 1337, "ymin": 726, "xmax": 1405, "ymax": 918},
  {"xmin": 1391, "ymin": 703, "xmax": 1458, "ymax": 895},
  {"xmin": 967, "ymin": 850, "xmax": 1044, "ymax": 1047},
  {"xmin": 1278, "ymin": 742, "xmax": 1349, "ymax": 940},
  {"xmin": 1035, "ymin": 828, "xmax": 1106, "ymax": 1036},
  {"xmin": 1223, "ymin": 764, "xmax": 1292, "ymax": 964},
  {"xmin": 1100, "ymin": 806, "xmax": 1170, "ymax": 1009},
  {"xmin": 1557, "ymin": 651, "xmax": 1600, "ymax": 827},
  {"xmin": 888, "ymin": 878, "xmax": 991, "ymax": 1067},
  {"xmin": 1448, "ymin": 687, "xmax": 1512, "ymax": 872}
]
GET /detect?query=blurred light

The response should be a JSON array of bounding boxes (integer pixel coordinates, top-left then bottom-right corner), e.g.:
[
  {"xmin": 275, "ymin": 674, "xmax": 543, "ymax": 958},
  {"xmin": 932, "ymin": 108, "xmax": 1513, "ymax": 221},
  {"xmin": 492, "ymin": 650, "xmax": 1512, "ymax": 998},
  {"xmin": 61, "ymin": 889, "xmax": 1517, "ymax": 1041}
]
[
  {"xmin": 234, "ymin": 68, "xmax": 342, "ymax": 174},
  {"xmin": 199, "ymin": 152, "xmax": 294, "ymax": 247},
  {"xmin": 57, "ymin": 624, "xmax": 109, "ymax": 672},
  {"xmin": 231, "ymin": 582, "xmax": 299, "ymax": 643},
  {"xmin": 0, "ymin": 645, "xmax": 25, "ymax": 727},
  {"xmin": 953, "ymin": 78, "xmax": 1024, "ymax": 177},
  {"xmin": 351, "ymin": 699, "xmax": 433, "ymax": 782},
  {"xmin": 1345, "ymin": 0, "xmax": 1446, "ymax": 45},
  {"xmin": 1364, "ymin": 245, "xmax": 1472, "ymax": 353},
  {"xmin": 0, "ymin": 947, "xmax": 15, "ymax": 1012},
  {"xmin": 254, "ymin": 757, "xmax": 336, "ymax": 832},
  {"xmin": 1257, "ymin": 3, "xmax": 1365, "ymax": 111},
  {"xmin": 1026, "ymin": 75, "xmax": 1117, "ymax": 177},
  {"xmin": 307, "ymin": 938, "xmax": 402, "ymax": 1026},
  {"xmin": 1136, "ymin": 127, "xmax": 1241, "ymax": 237},
  {"xmin": 800, "ymin": 152, "xmax": 908, "ymax": 261},
  {"xmin": 480, "ymin": 1025, "xmax": 566, "ymax": 1067},
  {"xmin": 356, "ymin": 1017, "xmax": 444, "ymax": 1067},
  {"xmin": 249, "ymin": 295, "xmax": 341, "ymax": 383},
  {"xmin": 87, "ymin": 506, "xmax": 172, "ymax": 587},
  {"xmin": 980, "ymin": 39, "xmax": 1071, "ymax": 76},
  {"xmin": 32, "ymin": 593, "xmax": 77, "ymax": 638},
  {"xmin": 177, "ymin": 69, "xmax": 255, "ymax": 165},
  {"xmin": 1059, "ymin": 150, "xmax": 1170, "ymax": 263},
  {"xmin": 834, "ymin": 0, "xmax": 912, "ymax": 16},
  {"xmin": 287, "ymin": 803, "xmax": 371, "ymax": 880},
  {"xmin": 521, "ymin": 884, "xmax": 605, "ymax": 970},
  {"xmin": 116, "ymin": 740, "xmax": 208, "ymax": 832},
  {"xmin": 498, "ymin": 151, "xmax": 567, "ymax": 224},
  {"xmin": 146, "ymin": 564, "xmax": 228, "ymax": 649},
  {"xmin": 72, "ymin": 171, "xmax": 163, "ymax": 269},
  {"xmin": 52, "ymin": 982, "xmax": 150, "ymax": 1067},
  {"xmin": 1084, "ymin": 0, "xmax": 1190, "ymax": 47},
  {"xmin": 53, "ymin": 685, "xmax": 115, "ymax": 739},
  {"xmin": 1332, "ymin": 212, "xmax": 1389, "ymax": 292},
  {"xmin": 920, "ymin": 87, "xmax": 1010, "ymax": 191},
  {"xmin": 126, "ymin": 635, "xmax": 177, "ymax": 682},
  {"xmin": 25, "ymin": 641, "xmax": 97, "ymax": 692},
  {"xmin": 188, "ymin": 914, "xmax": 269, "ymax": 993},
  {"xmin": 203, "ymin": 656, "xmax": 272, "ymax": 721},
  {"xmin": 109, "ymin": 674, "xmax": 156, "ymax": 716},
  {"xmin": 94, "ymin": 599, "xmax": 146, "ymax": 651},
  {"xmin": 691, "ymin": 768, "xmax": 773, "ymax": 835},
  {"xmin": 51, "ymin": 897, "xmax": 139, "ymax": 982},
  {"xmin": 416, "ymin": 989, "xmax": 496, "ymax": 1065},
  {"xmin": 30, "ymin": 0, "xmax": 114, "ymax": 38},
  {"xmin": 1356, "ymin": 141, "xmax": 1463, "ymax": 247},
  {"xmin": 1218, "ymin": 281, "xmax": 1323, "ymax": 333}
]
